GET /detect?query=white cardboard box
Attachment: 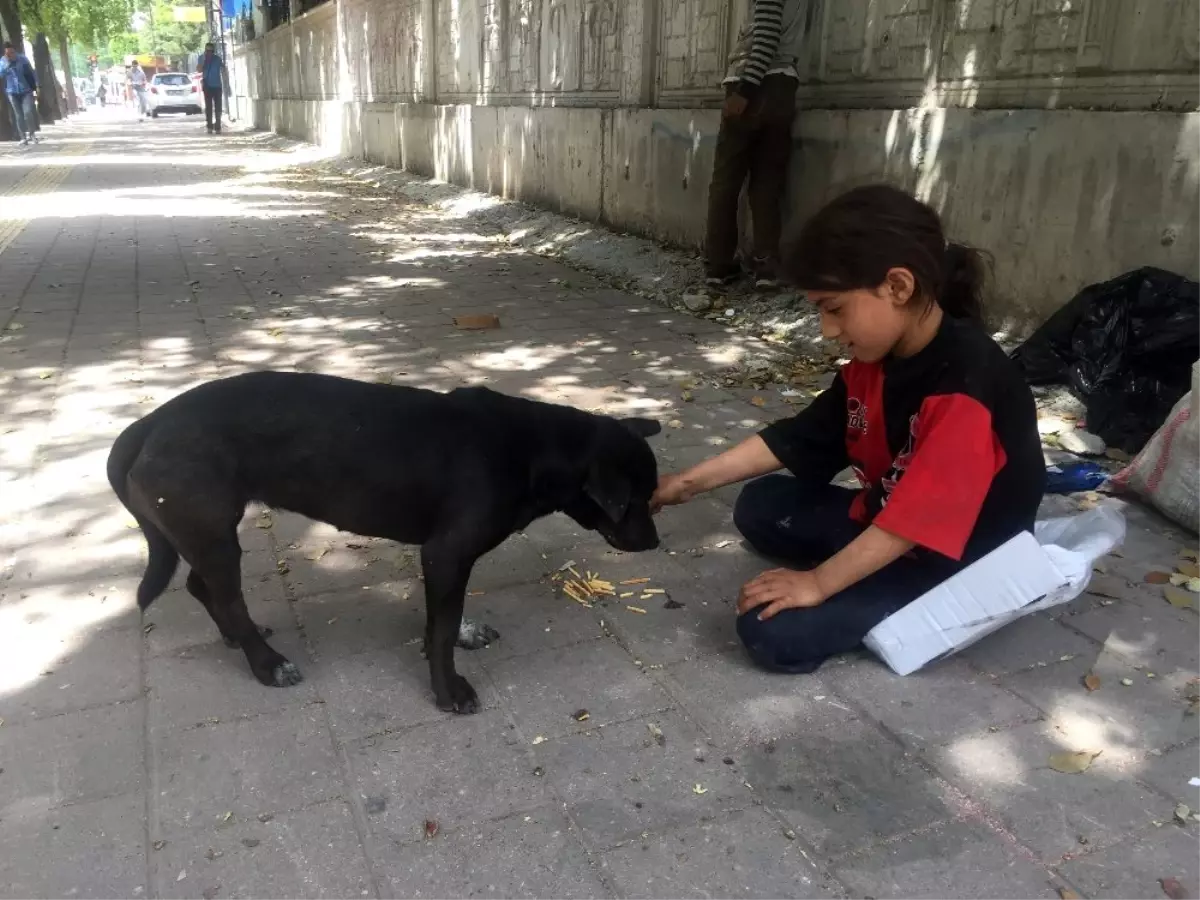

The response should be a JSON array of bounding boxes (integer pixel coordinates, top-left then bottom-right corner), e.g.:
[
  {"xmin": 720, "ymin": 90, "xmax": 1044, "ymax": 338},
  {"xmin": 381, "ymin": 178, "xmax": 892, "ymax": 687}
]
[{"xmin": 865, "ymin": 507, "xmax": 1126, "ymax": 676}]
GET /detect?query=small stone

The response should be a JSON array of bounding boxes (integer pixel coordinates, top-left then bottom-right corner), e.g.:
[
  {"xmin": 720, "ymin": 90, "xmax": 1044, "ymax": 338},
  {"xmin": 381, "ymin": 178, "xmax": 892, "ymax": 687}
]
[
  {"xmin": 1058, "ymin": 428, "xmax": 1106, "ymax": 456},
  {"xmin": 682, "ymin": 292, "xmax": 712, "ymax": 313}
]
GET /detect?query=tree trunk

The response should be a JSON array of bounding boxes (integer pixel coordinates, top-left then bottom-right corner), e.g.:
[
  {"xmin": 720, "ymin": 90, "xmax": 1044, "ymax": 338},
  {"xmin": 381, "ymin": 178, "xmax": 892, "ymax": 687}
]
[
  {"xmin": 33, "ymin": 32, "xmax": 60, "ymax": 124},
  {"xmin": 57, "ymin": 33, "xmax": 76, "ymax": 114},
  {"xmin": 0, "ymin": 0, "xmax": 21, "ymax": 141}
]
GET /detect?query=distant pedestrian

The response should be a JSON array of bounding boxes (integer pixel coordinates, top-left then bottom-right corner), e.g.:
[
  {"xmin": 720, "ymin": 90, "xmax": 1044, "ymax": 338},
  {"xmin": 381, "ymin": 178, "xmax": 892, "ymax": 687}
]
[
  {"xmin": 0, "ymin": 41, "xmax": 38, "ymax": 145},
  {"xmin": 197, "ymin": 42, "xmax": 227, "ymax": 134},
  {"xmin": 703, "ymin": 0, "xmax": 806, "ymax": 290},
  {"xmin": 130, "ymin": 61, "xmax": 149, "ymax": 117}
]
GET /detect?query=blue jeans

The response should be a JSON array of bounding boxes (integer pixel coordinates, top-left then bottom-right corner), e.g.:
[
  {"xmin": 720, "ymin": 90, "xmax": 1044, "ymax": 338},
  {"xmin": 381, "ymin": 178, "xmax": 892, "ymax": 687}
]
[
  {"xmin": 732, "ymin": 475, "xmax": 949, "ymax": 674},
  {"xmin": 7, "ymin": 92, "xmax": 35, "ymax": 139}
]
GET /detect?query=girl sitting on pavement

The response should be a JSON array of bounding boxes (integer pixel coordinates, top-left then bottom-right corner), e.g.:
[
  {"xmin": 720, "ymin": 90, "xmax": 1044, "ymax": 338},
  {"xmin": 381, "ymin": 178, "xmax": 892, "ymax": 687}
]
[{"xmin": 651, "ymin": 184, "xmax": 1045, "ymax": 673}]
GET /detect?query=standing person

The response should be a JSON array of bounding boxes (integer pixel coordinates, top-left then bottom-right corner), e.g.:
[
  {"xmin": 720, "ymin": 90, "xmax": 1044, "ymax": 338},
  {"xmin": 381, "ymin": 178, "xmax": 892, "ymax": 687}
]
[
  {"xmin": 704, "ymin": 0, "xmax": 807, "ymax": 290},
  {"xmin": 129, "ymin": 61, "xmax": 149, "ymax": 117},
  {"xmin": 0, "ymin": 42, "xmax": 38, "ymax": 145},
  {"xmin": 654, "ymin": 185, "xmax": 1045, "ymax": 674},
  {"xmin": 198, "ymin": 42, "xmax": 226, "ymax": 134}
]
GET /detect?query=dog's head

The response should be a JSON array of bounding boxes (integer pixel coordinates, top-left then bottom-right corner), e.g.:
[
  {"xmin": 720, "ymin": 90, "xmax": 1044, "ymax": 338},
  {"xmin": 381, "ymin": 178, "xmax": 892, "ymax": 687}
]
[{"xmin": 562, "ymin": 416, "xmax": 662, "ymax": 552}]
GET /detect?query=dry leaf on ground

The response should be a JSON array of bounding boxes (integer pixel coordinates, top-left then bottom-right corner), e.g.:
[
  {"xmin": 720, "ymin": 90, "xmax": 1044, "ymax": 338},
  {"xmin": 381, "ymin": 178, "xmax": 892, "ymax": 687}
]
[
  {"xmin": 1048, "ymin": 749, "xmax": 1101, "ymax": 774},
  {"xmin": 1058, "ymin": 889, "xmax": 1082, "ymax": 900},
  {"xmin": 1083, "ymin": 673, "xmax": 1101, "ymax": 692},
  {"xmin": 1145, "ymin": 571, "xmax": 1172, "ymax": 584},
  {"xmin": 1165, "ymin": 586, "xmax": 1198, "ymax": 609},
  {"xmin": 1160, "ymin": 877, "xmax": 1191, "ymax": 900}
]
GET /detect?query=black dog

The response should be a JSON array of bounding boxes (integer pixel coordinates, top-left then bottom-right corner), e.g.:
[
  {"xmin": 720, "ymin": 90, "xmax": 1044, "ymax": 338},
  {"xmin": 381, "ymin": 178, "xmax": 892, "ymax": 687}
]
[{"xmin": 107, "ymin": 371, "xmax": 661, "ymax": 713}]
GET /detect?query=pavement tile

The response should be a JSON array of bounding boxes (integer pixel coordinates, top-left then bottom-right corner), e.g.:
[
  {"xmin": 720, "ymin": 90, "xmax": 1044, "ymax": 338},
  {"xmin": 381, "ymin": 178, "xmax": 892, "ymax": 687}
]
[
  {"xmin": 151, "ymin": 799, "xmax": 373, "ymax": 900},
  {"xmin": 830, "ymin": 819, "xmax": 1061, "ymax": 899},
  {"xmin": 599, "ymin": 805, "xmax": 832, "ymax": 899},
  {"xmin": 0, "ymin": 791, "xmax": 146, "ymax": 900},
  {"xmin": 345, "ymin": 709, "xmax": 544, "ymax": 838},
  {"xmin": 486, "ymin": 638, "xmax": 674, "ymax": 742},
  {"xmin": 150, "ymin": 706, "xmax": 342, "ymax": 839},
  {"xmin": 535, "ymin": 710, "xmax": 753, "ymax": 850},
  {"xmin": 0, "ymin": 701, "xmax": 143, "ymax": 816},
  {"xmin": 377, "ymin": 807, "xmax": 608, "ymax": 899}
]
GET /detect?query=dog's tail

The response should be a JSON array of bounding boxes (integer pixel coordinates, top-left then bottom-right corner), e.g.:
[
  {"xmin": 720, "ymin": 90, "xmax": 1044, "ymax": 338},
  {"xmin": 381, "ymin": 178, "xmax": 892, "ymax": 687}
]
[{"xmin": 106, "ymin": 418, "xmax": 179, "ymax": 611}]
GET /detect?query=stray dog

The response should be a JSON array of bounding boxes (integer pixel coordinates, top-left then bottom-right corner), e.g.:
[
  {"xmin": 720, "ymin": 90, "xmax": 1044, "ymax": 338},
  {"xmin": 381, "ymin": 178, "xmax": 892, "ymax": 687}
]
[{"xmin": 107, "ymin": 371, "xmax": 661, "ymax": 713}]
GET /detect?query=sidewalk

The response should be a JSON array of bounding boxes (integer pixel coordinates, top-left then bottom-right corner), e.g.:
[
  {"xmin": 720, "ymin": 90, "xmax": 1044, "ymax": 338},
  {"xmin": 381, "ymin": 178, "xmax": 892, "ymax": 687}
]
[{"xmin": 0, "ymin": 112, "xmax": 1196, "ymax": 899}]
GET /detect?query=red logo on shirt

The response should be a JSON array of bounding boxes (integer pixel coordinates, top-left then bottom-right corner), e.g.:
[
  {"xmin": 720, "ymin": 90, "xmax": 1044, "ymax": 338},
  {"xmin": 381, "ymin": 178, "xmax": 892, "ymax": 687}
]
[
  {"xmin": 846, "ymin": 397, "xmax": 868, "ymax": 434},
  {"xmin": 880, "ymin": 414, "xmax": 919, "ymax": 502}
]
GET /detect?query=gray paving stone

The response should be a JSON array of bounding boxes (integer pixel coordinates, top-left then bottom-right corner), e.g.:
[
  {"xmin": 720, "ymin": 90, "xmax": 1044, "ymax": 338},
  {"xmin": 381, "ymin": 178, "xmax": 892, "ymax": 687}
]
[
  {"xmin": 1000, "ymin": 650, "xmax": 1200, "ymax": 755},
  {"xmin": 601, "ymin": 589, "xmax": 739, "ymax": 667},
  {"xmin": 831, "ymin": 656, "xmax": 1043, "ymax": 748},
  {"xmin": 306, "ymin": 642, "xmax": 496, "ymax": 741},
  {"xmin": 293, "ymin": 581, "xmax": 426, "ymax": 661},
  {"xmin": 150, "ymin": 705, "xmax": 342, "ymax": 839},
  {"xmin": 0, "ymin": 701, "xmax": 143, "ymax": 815},
  {"xmin": 0, "ymin": 622, "xmax": 142, "ymax": 724},
  {"xmin": 345, "ymin": 708, "xmax": 544, "ymax": 838},
  {"xmin": 151, "ymin": 799, "xmax": 373, "ymax": 900},
  {"xmin": 146, "ymin": 624, "xmax": 317, "ymax": 728},
  {"xmin": 1057, "ymin": 824, "xmax": 1200, "ymax": 899},
  {"xmin": 599, "ymin": 805, "xmax": 832, "ymax": 899},
  {"xmin": 959, "ymin": 613, "xmax": 1101, "ymax": 677},
  {"xmin": 657, "ymin": 650, "xmax": 856, "ymax": 749},
  {"xmin": 830, "ymin": 819, "xmax": 1060, "ymax": 899},
  {"xmin": 145, "ymin": 582, "xmax": 295, "ymax": 656},
  {"xmin": 1058, "ymin": 593, "xmax": 1200, "ymax": 671},
  {"xmin": 459, "ymin": 581, "xmax": 609, "ymax": 662},
  {"xmin": 378, "ymin": 807, "xmax": 608, "ymax": 899},
  {"xmin": 0, "ymin": 791, "xmax": 146, "ymax": 899},
  {"xmin": 934, "ymin": 720, "xmax": 1163, "ymax": 862},
  {"xmin": 1136, "ymin": 740, "xmax": 1200, "ymax": 808},
  {"xmin": 740, "ymin": 717, "xmax": 956, "ymax": 858},
  {"xmin": 486, "ymin": 638, "xmax": 673, "ymax": 742},
  {"xmin": 535, "ymin": 710, "xmax": 753, "ymax": 850}
]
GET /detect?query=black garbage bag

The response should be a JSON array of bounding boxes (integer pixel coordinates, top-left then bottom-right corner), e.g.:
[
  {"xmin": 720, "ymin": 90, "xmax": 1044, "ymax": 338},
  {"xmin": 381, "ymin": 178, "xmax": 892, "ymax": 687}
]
[{"xmin": 1011, "ymin": 267, "xmax": 1199, "ymax": 454}]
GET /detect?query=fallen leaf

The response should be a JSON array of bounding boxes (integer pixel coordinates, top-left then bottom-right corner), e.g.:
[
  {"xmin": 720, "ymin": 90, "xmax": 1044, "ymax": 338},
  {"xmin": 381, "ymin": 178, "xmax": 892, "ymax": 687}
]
[
  {"xmin": 681, "ymin": 390, "xmax": 693, "ymax": 402},
  {"xmin": 1160, "ymin": 877, "xmax": 1189, "ymax": 900},
  {"xmin": 692, "ymin": 783, "xmax": 708, "ymax": 795},
  {"xmin": 1145, "ymin": 571, "xmax": 1172, "ymax": 585},
  {"xmin": 1083, "ymin": 673, "xmax": 1101, "ymax": 692},
  {"xmin": 749, "ymin": 396, "xmax": 766, "ymax": 408},
  {"xmin": 647, "ymin": 722, "xmax": 666, "ymax": 746},
  {"xmin": 1180, "ymin": 548, "xmax": 1199, "ymax": 562},
  {"xmin": 453, "ymin": 314, "xmax": 501, "ymax": 330},
  {"xmin": 531, "ymin": 735, "xmax": 547, "ymax": 745},
  {"xmin": 1058, "ymin": 889, "xmax": 1082, "ymax": 900},
  {"xmin": 1174, "ymin": 803, "xmax": 1192, "ymax": 825},
  {"xmin": 4, "ymin": 322, "xmax": 22, "ymax": 331},
  {"xmin": 304, "ymin": 546, "xmax": 328, "ymax": 561},
  {"xmin": 1165, "ymin": 586, "xmax": 1198, "ymax": 610},
  {"xmin": 667, "ymin": 419, "xmax": 683, "ymax": 429},
  {"xmin": 572, "ymin": 709, "xmax": 590, "ymax": 722},
  {"xmin": 1049, "ymin": 749, "xmax": 1102, "ymax": 774},
  {"xmin": 1121, "ymin": 678, "xmax": 1134, "ymax": 686},
  {"xmin": 1177, "ymin": 562, "xmax": 1200, "ymax": 579},
  {"xmin": 424, "ymin": 819, "xmax": 439, "ymax": 838},
  {"xmin": 153, "ymin": 840, "xmax": 167, "ymax": 851}
]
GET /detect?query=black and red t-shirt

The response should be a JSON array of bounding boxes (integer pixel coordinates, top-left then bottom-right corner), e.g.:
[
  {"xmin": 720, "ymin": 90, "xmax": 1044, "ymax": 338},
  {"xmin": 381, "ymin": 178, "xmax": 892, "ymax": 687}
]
[{"xmin": 760, "ymin": 316, "xmax": 1045, "ymax": 571}]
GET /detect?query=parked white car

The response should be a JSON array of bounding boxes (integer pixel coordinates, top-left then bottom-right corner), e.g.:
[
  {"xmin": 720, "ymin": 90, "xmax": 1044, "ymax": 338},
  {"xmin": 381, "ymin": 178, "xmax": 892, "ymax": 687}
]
[{"xmin": 146, "ymin": 72, "xmax": 202, "ymax": 117}]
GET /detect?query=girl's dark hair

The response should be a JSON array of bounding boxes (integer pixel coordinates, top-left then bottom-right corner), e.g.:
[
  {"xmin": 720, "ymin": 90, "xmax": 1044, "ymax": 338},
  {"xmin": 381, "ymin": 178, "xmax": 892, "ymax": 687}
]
[{"xmin": 785, "ymin": 184, "xmax": 989, "ymax": 320}]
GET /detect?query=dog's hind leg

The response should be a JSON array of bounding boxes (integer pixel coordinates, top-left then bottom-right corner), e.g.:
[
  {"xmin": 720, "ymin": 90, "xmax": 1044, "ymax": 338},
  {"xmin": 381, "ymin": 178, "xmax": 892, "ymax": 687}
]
[
  {"xmin": 185, "ymin": 571, "xmax": 274, "ymax": 648},
  {"xmin": 187, "ymin": 541, "xmax": 302, "ymax": 687}
]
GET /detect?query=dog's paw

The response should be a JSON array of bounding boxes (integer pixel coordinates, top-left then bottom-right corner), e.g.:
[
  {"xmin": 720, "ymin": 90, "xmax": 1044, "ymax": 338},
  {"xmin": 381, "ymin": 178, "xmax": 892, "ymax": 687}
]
[
  {"xmin": 456, "ymin": 618, "xmax": 499, "ymax": 651},
  {"xmin": 222, "ymin": 624, "xmax": 275, "ymax": 649},
  {"xmin": 436, "ymin": 674, "xmax": 480, "ymax": 714},
  {"xmin": 271, "ymin": 660, "xmax": 304, "ymax": 687}
]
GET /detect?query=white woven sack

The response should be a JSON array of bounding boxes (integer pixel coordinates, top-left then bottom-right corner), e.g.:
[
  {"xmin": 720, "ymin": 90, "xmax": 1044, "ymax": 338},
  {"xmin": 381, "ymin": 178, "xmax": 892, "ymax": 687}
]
[{"xmin": 1111, "ymin": 366, "xmax": 1199, "ymax": 533}]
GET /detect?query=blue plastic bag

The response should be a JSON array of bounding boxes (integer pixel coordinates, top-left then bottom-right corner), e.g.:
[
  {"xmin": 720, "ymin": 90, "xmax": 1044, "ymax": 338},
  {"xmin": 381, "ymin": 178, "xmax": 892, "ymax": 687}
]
[{"xmin": 1045, "ymin": 461, "xmax": 1108, "ymax": 494}]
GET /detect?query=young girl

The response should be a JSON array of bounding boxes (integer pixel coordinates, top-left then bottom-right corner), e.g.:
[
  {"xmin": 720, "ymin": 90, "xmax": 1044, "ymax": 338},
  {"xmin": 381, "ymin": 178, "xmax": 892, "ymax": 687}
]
[{"xmin": 653, "ymin": 185, "xmax": 1045, "ymax": 673}]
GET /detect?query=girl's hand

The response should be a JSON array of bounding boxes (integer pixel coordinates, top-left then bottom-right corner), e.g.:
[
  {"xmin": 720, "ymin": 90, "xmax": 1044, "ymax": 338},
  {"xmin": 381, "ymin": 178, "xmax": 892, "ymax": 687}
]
[
  {"xmin": 737, "ymin": 569, "xmax": 828, "ymax": 620},
  {"xmin": 650, "ymin": 473, "xmax": 695, "ymax": 512}
]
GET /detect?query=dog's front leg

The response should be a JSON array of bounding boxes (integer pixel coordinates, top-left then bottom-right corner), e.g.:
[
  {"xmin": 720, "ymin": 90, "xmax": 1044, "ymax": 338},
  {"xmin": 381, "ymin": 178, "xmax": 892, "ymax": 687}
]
[{"xmin": 420, "ymin": 540, "xmax": 479, "ymax": 714}]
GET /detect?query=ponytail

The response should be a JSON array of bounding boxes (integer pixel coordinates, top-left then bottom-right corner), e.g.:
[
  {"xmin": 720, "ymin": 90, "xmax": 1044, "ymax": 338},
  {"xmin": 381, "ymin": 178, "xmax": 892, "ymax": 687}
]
[{"xmin": 940, "ymin": 242, "xmax": 991, "ymax": 320}]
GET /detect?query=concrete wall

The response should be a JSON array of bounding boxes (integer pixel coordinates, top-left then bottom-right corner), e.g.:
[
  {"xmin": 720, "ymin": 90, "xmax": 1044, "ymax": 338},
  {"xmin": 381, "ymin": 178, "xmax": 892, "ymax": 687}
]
[{"xmin": 232, "ymin": 0, "xmax": 1200, "ymax": 327}]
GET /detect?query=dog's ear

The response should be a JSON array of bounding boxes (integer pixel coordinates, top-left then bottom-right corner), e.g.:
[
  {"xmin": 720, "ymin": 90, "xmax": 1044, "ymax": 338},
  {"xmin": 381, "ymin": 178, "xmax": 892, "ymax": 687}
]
[
  {"xmin": 585, "ymin": 460, "xmax": 631, "ymax": 523},
  {"xmin": 620, "ymin": 417, "xmax": 661, "ymax": 438}
]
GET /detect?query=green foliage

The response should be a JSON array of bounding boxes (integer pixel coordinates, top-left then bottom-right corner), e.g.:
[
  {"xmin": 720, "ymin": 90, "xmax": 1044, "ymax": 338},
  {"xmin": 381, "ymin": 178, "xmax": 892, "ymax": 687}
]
[{"xmin": 21, "ymin": 0, "xmax": 133, "ymax": 45}]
